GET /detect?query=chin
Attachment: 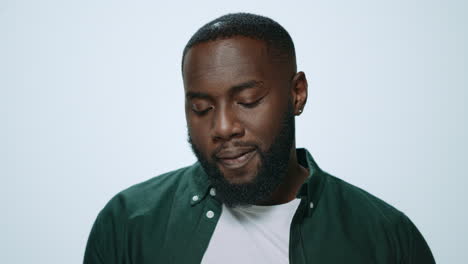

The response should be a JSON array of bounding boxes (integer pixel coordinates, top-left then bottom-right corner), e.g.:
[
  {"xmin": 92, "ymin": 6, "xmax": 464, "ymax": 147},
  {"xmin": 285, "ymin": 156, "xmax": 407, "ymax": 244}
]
[{"xmin": 223, "ymin": 172, "xmax": 257, "ymax": 185}]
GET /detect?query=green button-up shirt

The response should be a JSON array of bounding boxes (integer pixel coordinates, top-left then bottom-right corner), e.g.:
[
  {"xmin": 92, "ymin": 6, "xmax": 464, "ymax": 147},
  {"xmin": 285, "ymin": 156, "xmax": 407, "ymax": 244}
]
[{"xmin": 84, "ymin": 148, "xmax": 435, "ymax": 263}]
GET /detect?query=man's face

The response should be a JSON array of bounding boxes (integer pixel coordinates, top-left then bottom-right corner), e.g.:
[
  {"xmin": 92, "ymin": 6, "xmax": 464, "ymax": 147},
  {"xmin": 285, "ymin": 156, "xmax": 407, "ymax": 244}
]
[{"xmin": 183, "ymin": 36, "xmax": 296, "ymax": 206}]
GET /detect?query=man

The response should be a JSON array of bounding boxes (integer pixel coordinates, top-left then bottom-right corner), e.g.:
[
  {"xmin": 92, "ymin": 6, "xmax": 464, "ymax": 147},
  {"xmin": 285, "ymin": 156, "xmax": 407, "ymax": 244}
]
[{"xmin": 84, "ymin": 13, "xmax": 435, "ymax": 263}]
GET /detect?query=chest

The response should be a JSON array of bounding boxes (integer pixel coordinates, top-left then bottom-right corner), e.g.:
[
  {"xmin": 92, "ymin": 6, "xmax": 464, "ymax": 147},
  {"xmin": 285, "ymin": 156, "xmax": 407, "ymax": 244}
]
[{"xmin": 124, "ymin": 200, "xmax": 395, "ymax": 264}]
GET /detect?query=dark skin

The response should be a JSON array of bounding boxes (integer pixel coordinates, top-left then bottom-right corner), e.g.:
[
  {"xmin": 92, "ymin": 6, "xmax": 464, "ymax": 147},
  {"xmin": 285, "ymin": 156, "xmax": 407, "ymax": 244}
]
[{"xmin": 183, "ymin": 36, "xmax": 309, "ymax": 205}]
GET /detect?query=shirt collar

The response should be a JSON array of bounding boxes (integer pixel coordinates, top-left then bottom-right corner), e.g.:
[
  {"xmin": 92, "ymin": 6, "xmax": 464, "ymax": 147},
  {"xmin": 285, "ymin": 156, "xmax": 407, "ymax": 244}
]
[
  {"xmin": 295, "ymin": 148, "xmax": 326, "ymax": 216},
  {"xmin": 189, "ymin": 148, "xmax": 326, "ymax": 212},
  {"xmin": 189, "ymin": 162, "xmax": 212, "ymax": 206}
]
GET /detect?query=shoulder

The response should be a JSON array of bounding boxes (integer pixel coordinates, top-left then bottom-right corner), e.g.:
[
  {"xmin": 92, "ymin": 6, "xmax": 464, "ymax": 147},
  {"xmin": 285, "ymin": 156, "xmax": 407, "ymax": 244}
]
[
  {"xmin": 99, "ymin": 163, "xmax": 199, "ymax": 221},
  {"xmin": 322, "ymin": 171, "xmax": 405, "ymax": 226},
  {"xmin": 84, "ymin": 164, "xmax": 202, "ymax": 263},
  {"xmin": 322, "ymin": 172, "xmax": 435, "ymax": 262}
]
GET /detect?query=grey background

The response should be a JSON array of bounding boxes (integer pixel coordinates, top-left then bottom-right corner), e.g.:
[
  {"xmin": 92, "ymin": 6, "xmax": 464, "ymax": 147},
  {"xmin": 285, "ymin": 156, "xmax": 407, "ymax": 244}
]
[{"xmin": 1, "ymin": 0, "xmax": 466, "ymax": 263}]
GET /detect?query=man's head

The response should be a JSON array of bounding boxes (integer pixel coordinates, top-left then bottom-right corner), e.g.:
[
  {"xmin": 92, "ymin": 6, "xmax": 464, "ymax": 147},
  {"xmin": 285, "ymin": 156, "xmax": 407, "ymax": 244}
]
[
  {"xmin": 182, "ymin": 13, "xmax": 297, "ymax": 73},
  {"xmin": 182, "ymin": 13, "xmax": 308, "ymax": 207}
]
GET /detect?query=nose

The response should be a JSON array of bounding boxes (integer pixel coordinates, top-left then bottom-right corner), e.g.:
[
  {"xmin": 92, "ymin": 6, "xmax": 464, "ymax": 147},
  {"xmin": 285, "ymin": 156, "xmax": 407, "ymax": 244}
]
[{"xmin": 211, "ymin": 105, "xmax": 244, "ymax": 142}]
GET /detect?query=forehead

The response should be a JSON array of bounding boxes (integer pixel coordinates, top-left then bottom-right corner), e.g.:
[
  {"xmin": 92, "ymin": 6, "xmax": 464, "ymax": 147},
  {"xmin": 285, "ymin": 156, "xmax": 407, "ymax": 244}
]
[{"xmin": 182, "ymin": 37, "xmax": 282, "ymax": 89}]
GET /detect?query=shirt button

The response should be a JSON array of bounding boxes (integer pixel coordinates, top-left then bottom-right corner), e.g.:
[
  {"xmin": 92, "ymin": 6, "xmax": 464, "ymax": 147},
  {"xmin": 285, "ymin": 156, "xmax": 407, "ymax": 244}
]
[
  {"xmin": 309, "ymin": 202, "xmax": 314, "ymax": 208},
  {"xmin": 206, "ymin": 210, "xmax": 215, "ymax": 219},
  {"xmin": 209, "ymin": 188, "xmax": 216, "ymax": 196},
  {"xmin": 192, "ymin": 195, "xmax": 199, "ymax": 202}
]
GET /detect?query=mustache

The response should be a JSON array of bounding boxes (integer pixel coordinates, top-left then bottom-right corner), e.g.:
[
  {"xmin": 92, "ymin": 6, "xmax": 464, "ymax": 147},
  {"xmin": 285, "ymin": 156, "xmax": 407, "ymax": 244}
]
[
  {"xmin": 212, "ymin": 141, "xmax": 259, "ymax": 158},
  {"xmin": 187, "ymin": 133, "xmax": 259, "ymax": 160}
]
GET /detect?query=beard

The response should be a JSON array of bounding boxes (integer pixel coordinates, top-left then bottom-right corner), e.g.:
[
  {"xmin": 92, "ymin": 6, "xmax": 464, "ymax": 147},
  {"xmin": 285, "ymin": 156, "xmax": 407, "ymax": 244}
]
[{"xmin": 188, "ymin": 101, "xmax": 296, "ymax": 207}]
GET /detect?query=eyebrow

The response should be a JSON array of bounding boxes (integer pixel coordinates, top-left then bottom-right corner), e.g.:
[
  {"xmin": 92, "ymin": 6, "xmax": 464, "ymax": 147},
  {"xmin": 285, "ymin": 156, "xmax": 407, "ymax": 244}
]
[
  {"xmin": 185, "ymin": 80, "xmax": 264, "ymax": 100},
  {"xmin": 185, "ymin": 91, "xmax": 212, "ymax": 100},
  {"xmin": 230, "ymin": 80, "xmax": 264, "ymax": 94}
]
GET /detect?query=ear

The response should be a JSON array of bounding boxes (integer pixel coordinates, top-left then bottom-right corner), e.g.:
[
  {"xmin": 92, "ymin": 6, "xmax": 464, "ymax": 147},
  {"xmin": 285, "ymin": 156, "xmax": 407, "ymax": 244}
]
[{"xmin": 291, "ymin": 71, "xmax": 308, "ymax": 116}]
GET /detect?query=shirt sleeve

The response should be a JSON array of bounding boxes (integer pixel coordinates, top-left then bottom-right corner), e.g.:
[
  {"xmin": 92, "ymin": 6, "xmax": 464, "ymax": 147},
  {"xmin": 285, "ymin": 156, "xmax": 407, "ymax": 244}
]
[
  {"xmin": 83, "ymin": 196, "xmax": 126, "ymax": 264},
  {"xmin": 397, "ymin": 213, "xmax": 436, "ymax": 264},
  {"xmin": 83, "ymin": 212, "xmax": 108, "ymax": 264}
]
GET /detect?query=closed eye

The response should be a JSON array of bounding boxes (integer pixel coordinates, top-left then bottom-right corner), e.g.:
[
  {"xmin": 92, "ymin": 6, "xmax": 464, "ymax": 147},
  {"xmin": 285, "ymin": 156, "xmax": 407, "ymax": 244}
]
[
  {"xmin": 192, "ymin": 107, "xmax": 213, "ymax": 116},
  {"xmin": 238, "ymin": 96, "xmax": 264, "ymax": 108}
]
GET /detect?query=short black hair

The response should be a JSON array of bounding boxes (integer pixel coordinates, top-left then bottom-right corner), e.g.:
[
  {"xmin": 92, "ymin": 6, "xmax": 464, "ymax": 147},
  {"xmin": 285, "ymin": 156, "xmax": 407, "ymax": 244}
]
[{"xmin": 182, "ymin": 13, "xmax": 296, "ymax": 72}]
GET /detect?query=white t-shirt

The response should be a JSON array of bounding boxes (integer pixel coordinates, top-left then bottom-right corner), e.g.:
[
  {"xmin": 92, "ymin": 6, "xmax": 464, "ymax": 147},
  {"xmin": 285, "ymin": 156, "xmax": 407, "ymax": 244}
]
[{"xmin": 201, "ymin": 198, "xmax": 301, "ymax": 264}]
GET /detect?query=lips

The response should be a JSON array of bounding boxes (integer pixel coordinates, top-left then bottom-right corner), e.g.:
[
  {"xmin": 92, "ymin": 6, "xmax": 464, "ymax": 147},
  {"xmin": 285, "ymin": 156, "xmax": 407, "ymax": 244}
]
[{"xmin": 215, "ymin": 147, "xmax": 257, "ymax": 169}]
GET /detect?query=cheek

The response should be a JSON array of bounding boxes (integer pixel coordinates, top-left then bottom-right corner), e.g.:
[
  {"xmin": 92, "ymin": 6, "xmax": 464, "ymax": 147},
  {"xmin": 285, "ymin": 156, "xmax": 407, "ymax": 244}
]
[
  {"xmin": 188, "ymin": 119, "xmax": 212, "ymax": 151},
  {"xmin": 240, "ymin": 102, "xmax": 286, "ymax": 148}
]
